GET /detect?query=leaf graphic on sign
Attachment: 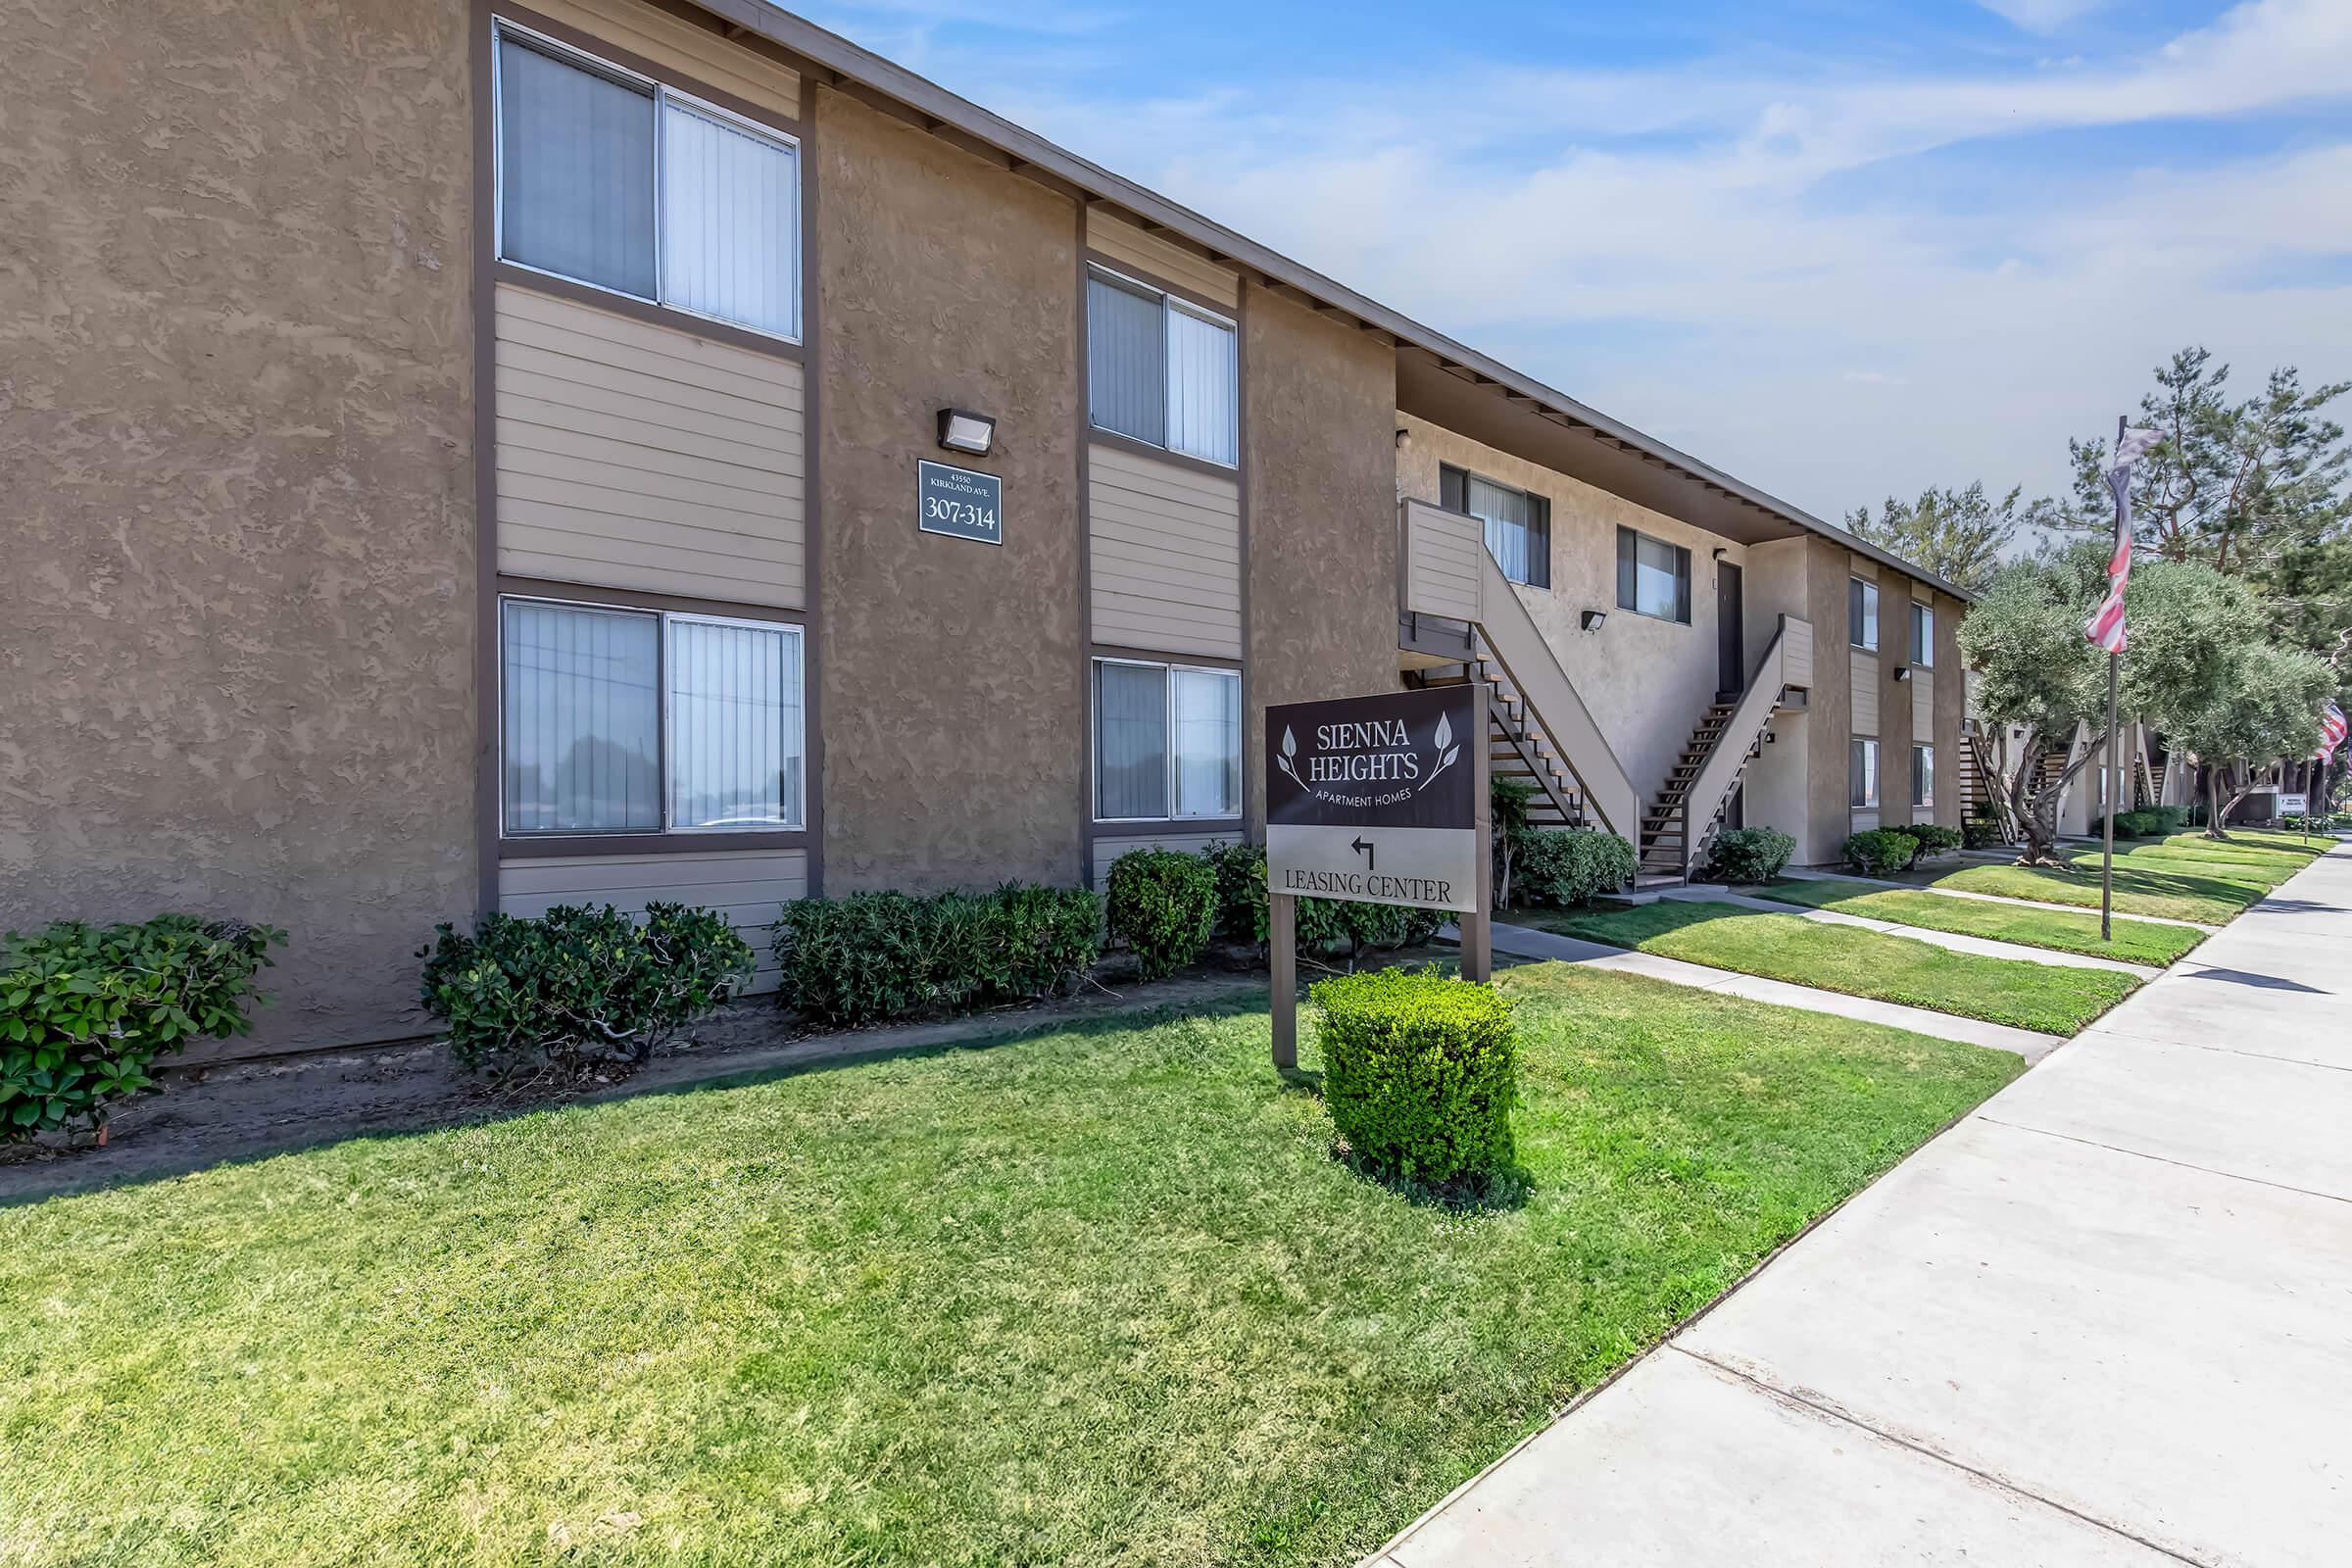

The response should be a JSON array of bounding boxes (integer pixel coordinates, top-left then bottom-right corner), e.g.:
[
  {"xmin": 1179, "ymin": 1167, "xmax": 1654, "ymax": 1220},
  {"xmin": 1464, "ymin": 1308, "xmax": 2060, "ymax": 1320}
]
[
  {"xmin": 1277, "ymin": 725, "xmax": 1303, "ymax": 787},
  {"xmin": 1435, "ymin": 710, "xmax": 1453, "ymax": 753},
  {"xmin": 1282, "ymin": 727, "xmax": 1298, "ymax": 760},
  {"xmin": 1443, "ymin": 745, "xmax": 1460, "ymax": 767}
]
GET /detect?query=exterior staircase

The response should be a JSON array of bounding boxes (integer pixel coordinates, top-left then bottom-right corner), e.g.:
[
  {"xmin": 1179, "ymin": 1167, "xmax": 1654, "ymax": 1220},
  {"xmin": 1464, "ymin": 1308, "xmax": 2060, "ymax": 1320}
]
[
  {"xmin": 1633, "ymin": 613, "xmax": 1812, "ymax": 883},
  {"xmin": 1638, "ymin": 701, "xmax": 1743, "ymax": 880},
  {"xmin": 1412, "ymin": 653, "xmax": 1586, "ymax": 829}
]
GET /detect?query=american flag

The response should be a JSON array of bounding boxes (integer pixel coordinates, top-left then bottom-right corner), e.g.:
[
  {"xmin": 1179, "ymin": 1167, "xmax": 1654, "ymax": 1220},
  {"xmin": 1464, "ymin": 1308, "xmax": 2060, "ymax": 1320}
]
[
  {"xmin": 2322, "ymin": 701, "xmax": 2348, "ymax": 766},
  {"xmin": 2083, "ymin": 427, "xmax": 2163, "ymax": 655}
]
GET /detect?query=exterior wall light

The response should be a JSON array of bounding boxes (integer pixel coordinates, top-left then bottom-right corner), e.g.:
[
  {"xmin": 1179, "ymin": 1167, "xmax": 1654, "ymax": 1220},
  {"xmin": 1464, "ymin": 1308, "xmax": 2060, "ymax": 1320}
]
[
  {"xmin": 937, "ymin": 408, "xmax": 997, "ymax": 456},
  {"xmin": 1581, "ymin": 610, "xmax": 1607, "ymax": 632},
  {"xmin": 1892, "ymin": 666, "xmax": 1912, "ymax": 683}
]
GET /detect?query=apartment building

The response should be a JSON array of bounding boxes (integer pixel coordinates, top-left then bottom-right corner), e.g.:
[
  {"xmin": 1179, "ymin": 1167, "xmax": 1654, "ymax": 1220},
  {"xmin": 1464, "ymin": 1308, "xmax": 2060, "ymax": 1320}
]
[{"xmin": 1, "ymin": 0, "xmax": 1969, "ymax": 1058}]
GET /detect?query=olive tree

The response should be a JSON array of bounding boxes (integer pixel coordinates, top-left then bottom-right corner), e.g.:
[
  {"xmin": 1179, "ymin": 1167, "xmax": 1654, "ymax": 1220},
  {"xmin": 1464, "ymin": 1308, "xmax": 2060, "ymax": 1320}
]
[
  {"xmin": 1961, "ymin": 544, "xmax": 2262, "ymax": 863},
  {"xmin": 2165, "ymin": 643, "xmax": 2332, "ymax": 837}
]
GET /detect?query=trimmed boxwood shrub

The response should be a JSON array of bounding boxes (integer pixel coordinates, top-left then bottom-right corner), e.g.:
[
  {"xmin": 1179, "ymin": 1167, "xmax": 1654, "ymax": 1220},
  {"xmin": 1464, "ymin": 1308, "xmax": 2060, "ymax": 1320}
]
[
  {"xmin": 1704, "ymin": 825, "xmax": 1796, "ymax": 884},
  {"xmin": 1200, "ymin": 842, "xmax": 1445, "ymax": 960},
  {"xmin": 1106, "ymin": 849, "xmax": 1218, "ymax": 980},
  {"xmin": 1889, "ymin": 821, "xmax": 1964, "ymax": 858},
  {"xmin": 774, "ymin": 883, "xmax": 1102, "ymax": 1028},
  {"xmin": 423, "ymin": 903, "xmax": 753, "ymax": 1077},
  {"xmin": 1314, "ymin": 967, "xmax": 1518, "ymax": 1183},
  {"xmin": 1514, "ymin": 828, "xmax": 1636, "ymax": 906},
  {"xmin": 1843, "ymin": 828, "xmax": 1921, "ymax": 876},
  {"xmin": 1, "ymin": 915, "xmax": 284, "ymax": 1141}
]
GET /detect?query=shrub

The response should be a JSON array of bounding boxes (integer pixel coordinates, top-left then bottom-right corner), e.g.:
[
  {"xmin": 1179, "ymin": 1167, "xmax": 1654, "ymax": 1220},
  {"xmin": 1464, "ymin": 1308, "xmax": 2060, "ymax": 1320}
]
[
  {"xmin": 774, "ymin": 883, "xmax": 1102, "ymax": 1028},
  {"xmin": 1203, "ymin": 841, "xmax": 1270, "ymax": 944},
  {"xmin": 1514, "ymin": 829, "xmax": 1636, "ymax": 906},
  {"xmin": 1314, "ymin": 967, "xmax": 1518, "ymax": 1183},
  {"xmin": 1963, "ymin": 818, "xmax": 2005, "ymax": 851},
  {"xmin": 1, "ymin": 915, "xmax": 284, "ymax": 1141},
  {"xmin": 422, "ymin": 903, "xmax": 752, "ymax": 1077},
  {"xmin": 1105, "ymin": 850, "xmax": 1218, "ymax": 980},
  {"xmin": 1704, "ymin": 825, "xmax": 1796, "ymax": 884},
  {"xmin": 2104, "ymin": 808, "xmax": 2166, "ymax": 839},
  {"xmin": 1843, "ymin": 828, "xmax": 1920, "ymax": 877},
  {"xmin": 1200, "ymin": 842, "xmax": 1444, "ymax": 959},
  {"xmin": 1888, "ymin": 821, "xmax": 1963, "ymax": 857}
]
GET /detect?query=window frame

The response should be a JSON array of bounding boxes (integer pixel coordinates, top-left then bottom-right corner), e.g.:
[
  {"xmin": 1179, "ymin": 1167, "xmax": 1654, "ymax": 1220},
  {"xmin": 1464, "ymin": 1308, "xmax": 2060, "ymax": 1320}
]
[
  {"xmin": 1090, "ymin": 655, "xmax": 1244, "ymax": 824},
  {"xmin": 491, "ymin": 19, "xmax": 804, "ymax": 346},
  {"xmin": 497, "ymin": 592, "xmax": 807, "ymax": 840},
  {"xmin": 1441, "ymin": 464, "xmax": 1551, "ymax": 589},
  {"xmin": 1615, "ymin": 525, "xmax": 1692, "ymax": 625},
  {"xmin": 1085, "ymin": 264, "xmax": 1240, "ymax": 469},
  {"xmin": 1849, "ymin": 576, "xmax": 1881, "ymax": 651},
  {"xmin": 1910, "ymin": 600, "xmax": 1935, "ymax": 668},
  {"xmin": 1912, "ymin": 743, "xmax": 1935, "ymax": 808},
  {"xmin": 1849, "ymin": 737, "xmax": 1880, "ymax": 809}
]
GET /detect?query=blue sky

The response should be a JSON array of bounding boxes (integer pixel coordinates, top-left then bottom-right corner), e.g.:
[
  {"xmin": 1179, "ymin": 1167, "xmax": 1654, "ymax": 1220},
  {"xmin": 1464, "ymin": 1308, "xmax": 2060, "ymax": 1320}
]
[{"xmin": 796, "ymin": 0, "xmax": 2352, "ymax": 526}]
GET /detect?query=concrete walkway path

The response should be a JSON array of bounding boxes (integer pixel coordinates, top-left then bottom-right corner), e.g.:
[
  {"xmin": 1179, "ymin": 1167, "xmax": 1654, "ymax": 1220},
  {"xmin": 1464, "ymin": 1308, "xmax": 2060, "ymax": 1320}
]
[
  {"xmin": 1487, "ymin": 920, "xmax": 2066, "ymax": 1061},
  {"xmin": 1385, "ymin": 841, "xmax": 2352, "ymax": 1567},
  {"xmin": 1654, "ymin": 886, "xmax": 2162, "ymax": 978},
  {"xmin": 1779, "ymin": 864, "xmax": 2226, "ymax": 932}
]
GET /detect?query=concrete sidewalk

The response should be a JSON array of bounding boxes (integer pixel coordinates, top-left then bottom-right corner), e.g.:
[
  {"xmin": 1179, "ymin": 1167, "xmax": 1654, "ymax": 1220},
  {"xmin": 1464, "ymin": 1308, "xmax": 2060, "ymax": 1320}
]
[{"xmin": 1386, "ymin": 841, "xmax": 2351, "ymax": 1567}]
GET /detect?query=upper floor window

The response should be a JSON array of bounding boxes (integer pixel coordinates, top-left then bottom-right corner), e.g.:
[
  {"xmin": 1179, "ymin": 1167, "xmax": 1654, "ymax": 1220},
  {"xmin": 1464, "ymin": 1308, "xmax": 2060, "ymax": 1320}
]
[
  {"xmin": 1441, "ymin": 466, "xmax": 1550, "ymax": 588},
  {"xmin": 1848, "ymin": 576, "xmax": 1880, "ymax": 651},
  {"xmin": 496, "ymin": 25, "xmax": 801, "ymax": 341},
  {"xmin": 500, "ymin": 597, "xmax": 805, "ymax": 835},
  {"xmin": 1087, "ymin": 270, "xmax": 1238, "ymax": 466},
  {"xmin": 1910, "ymin": 601, "xmax": 1935, "ymax": 667},
  {"xmin": 1615, "ymin": 526, "xmax": 1691, "ymax": 623}
]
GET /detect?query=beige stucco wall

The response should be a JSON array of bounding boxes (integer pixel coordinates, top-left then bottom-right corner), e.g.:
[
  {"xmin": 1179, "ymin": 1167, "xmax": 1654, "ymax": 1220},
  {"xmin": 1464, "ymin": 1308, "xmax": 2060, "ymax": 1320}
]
[
  {"xmin": 0, "ymin": 0, "xmax": 477, "ymax": 1057},
  {"xmin": 1803, "ymin": 540, "xmax": 1856, "ymax": 863},
  {"xmin": 1245, "ymin": 289, "xmax": 1401, "ymax": 829},
  {"xmin": 1879, "ymin": 559, "xmax": 1916, "ymax": 826},
  {"xmin": 1396, "ymin": 414, "xmax": 1745, "ymax": 809},
  {"xmin": 1934, "ymin": 592, "xmax": 1966, "ymax": 828},
  {"xmin": 814, "ymin": 89, "xmax": 1086, "ymax": 892}
]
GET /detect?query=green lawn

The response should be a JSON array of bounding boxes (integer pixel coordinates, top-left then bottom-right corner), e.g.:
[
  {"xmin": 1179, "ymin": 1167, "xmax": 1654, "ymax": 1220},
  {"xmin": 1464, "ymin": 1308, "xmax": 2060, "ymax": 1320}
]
[
  {"xmin": 0, "ymin": 968, "xmax": 2021, "ymax": 1568},
  {"xmin": 1753, "ymin": 878, "xmax": 2204, "ymax": 966},
  {"xmin": 1902, "ymin": 831, "xmax": 2320, "ymax": 925},
  {"xmin": 1518, "ymin": 900, "xmax": 2136, "ymax": 1034}
]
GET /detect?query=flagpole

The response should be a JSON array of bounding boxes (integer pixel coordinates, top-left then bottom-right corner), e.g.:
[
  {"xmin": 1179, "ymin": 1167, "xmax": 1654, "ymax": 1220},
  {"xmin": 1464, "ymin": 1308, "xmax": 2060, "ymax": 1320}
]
[{"xmin": 2101, "ymin": 415, "xmax": 2122, "ymax": 944}]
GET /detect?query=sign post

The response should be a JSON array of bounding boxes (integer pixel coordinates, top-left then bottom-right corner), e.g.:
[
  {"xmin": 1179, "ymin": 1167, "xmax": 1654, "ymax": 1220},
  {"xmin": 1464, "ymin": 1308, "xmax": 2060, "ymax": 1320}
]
[{"xmin": 1263, "ymin": 683, "xmax": 1490, "ymax": 1069}]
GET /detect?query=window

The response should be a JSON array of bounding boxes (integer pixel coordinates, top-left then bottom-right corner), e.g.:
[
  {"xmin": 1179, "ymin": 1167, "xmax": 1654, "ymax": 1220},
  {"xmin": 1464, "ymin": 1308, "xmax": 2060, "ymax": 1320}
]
[
  {"xmin": 1849, "ymin": 577, "xmax": 1880, "ymax": 650},
  {"xmin": 501, "ymin": 598, "xmax": 804, "ymax": 835},
  {"xmin": 1910, "ymin": 601, "xmax": 1935, "ymax": 667},
  {"xmin": 496, "ymin": 25, "xmax": 800, "ymax": 339},
  {"xmin": 1616, "ymin": 527, "xmax": 1691, "ymax": 623},
  {"xmin": 1440, "ymin": 466, "xmax": 1550, "ymax": 587},
  {"xmin": 1087, "ymin": 270, "xmax": 1238, "ymax": 466},
  {"xmin": 1849, "ymin": 738, "xmax": 1880, "ymax": 809},
  {"xmin": 1093, "ymin": 659, "xmax": 1241, "ymax": 820},
  {"xmin": 1913, "ymin": 744, "xmax": 1935, "ymax": 808}
]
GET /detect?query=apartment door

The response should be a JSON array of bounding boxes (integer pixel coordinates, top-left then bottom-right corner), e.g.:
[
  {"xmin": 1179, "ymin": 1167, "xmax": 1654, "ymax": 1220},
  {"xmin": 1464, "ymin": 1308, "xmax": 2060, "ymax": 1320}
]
[{"xmin": 1717, "ymin": 562, "xmax": 1744, "ymax": 695}]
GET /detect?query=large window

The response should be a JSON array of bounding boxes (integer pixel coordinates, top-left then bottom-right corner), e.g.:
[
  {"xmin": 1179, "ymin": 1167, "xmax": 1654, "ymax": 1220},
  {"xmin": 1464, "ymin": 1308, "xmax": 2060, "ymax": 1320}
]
[
  {"xmin": 1094, "ymin": 659, "xmax": 1241, "ymax": 820},
  {"xmin": 1616, "ymin": 527, "xmax": 1691, "ymax": 623},
  {"xmin": 501, "ymin": 598, "xmax": 804, "ymax": 835},
  {"xmin": 1087, "ymin": 270, "xmax": 1238, "ymax": 466},
  {"xmin": 1913, "ymin": 744, "xmax": 1936, "ymax": 808},
  {"xmin": 1849, "ymin": 738, "xmax": 1880, "ymax": 809},
  {"xmin": 1910, "ymin": 601, "xmax": 1935, "ymax": 667},
  {"xmin": 1441, "ymin": 466, "xmax": 1549, "ymax": 587},
  {"xmin": 1849, "ymin": 576, "xmax": 1880, "ymax": 651},
  {"xmin": 496, "ymin": 25, "xmax": 800, "ymax": 340}
]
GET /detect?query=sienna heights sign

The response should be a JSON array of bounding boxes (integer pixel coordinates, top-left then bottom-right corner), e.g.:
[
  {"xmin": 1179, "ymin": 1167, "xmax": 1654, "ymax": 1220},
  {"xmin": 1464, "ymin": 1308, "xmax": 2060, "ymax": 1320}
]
[{"xmin": 1262, "ymin": 683, "xmax": 1492, "ymax": 1068}]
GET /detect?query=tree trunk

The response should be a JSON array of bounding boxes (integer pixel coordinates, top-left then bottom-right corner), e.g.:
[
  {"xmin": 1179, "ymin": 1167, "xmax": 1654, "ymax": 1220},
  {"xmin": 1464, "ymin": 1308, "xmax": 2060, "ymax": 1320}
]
[{"xmin": 2203, "ymin": 761, "xmax": 2236, "ymax": 840}]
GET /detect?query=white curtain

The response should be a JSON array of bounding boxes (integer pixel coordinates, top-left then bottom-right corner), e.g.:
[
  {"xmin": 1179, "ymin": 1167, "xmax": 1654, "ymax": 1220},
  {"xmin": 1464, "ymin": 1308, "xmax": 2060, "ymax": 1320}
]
[
  {"xmin": 1165, "ymin": 306, "xmax": 1238, "ymax": 466},
  {"xmin": 1171, "ymin": 668, "xmax": 1240, "ymax": 817},
  {"xmin": 661, "ymin": 100, "xmax": 798, "ymax": 337},
  {"xmin": 502, "ymin": 601, "xmax": 662, "ymax": 833},
  {"xmin": 1468, "ymin": 474, "xmax": 1533, "ymax": 585},
  {"xmin": 1637, "ymin": 534, "xmax": 1680, "ymax": 619},
  {"xmin": 1095, "ymin": 662, "xmax": 1169, "ymax": 819},
  {"xmin": 1088, "ymin": 276, "xmax": 1164, "ymax": 447},
  {"xmin": 667, "ymin": 619, "xmax": 802, "ymax": 830},
  {"xmin": 498, "ymin": 36, "xmax": 657, "ymax": 298}
]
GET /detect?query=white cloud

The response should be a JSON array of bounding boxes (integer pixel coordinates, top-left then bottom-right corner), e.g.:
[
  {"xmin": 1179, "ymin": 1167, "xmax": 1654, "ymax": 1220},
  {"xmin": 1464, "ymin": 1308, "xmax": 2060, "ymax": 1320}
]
[
  {"xmin": 1976, "ymin": 0, "xmax": 2110, "ymax": 34},
  {"xmin": 975, "ymin": 0, "xmax": 2352, "ymax": 518}
]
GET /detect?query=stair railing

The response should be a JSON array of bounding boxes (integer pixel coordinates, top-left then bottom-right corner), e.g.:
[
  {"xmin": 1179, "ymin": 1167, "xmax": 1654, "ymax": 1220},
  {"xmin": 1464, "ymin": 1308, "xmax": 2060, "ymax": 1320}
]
[{"xmin": 1675, "ymin": 613, "xmax": 1808, "ymax": 876}]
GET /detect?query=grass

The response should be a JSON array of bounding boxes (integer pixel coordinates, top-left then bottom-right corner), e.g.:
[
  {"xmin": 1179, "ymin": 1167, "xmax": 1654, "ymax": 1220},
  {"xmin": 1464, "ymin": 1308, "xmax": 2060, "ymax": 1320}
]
[
  {"xmin": 0, "ymin": 968, "xmax": 2021, "ymax": 1568},
  {"xmin": 1901, "ymin": 830, "xmax": 2322, "ymax": 925},
  {"xmin": 1517, "ymin": 900, "xmax": 2136, "ymax": 1035},
  {"xmin": 1752, "ymin": 878, "xmax": 2204, "ymax": 966}
]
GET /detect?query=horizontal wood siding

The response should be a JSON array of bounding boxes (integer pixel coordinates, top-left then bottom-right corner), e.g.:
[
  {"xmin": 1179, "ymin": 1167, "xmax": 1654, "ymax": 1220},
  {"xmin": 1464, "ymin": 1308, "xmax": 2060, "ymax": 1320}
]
[
  {"xmin": 1091, "ymin": 831, "xmax": 1240, "ymax": 887},
  {"xmin": 497, "ymin": 848, "xmax": 807, "ymax": 994},
  {"xmin": 1781, "ymin": 613, "xmax": 1814, "ymax": 690},
  {"xmin": 1087, "ymin": 210, "xmax": 1239, "ymax": 307},
  {"xmin": 494, "ymin": 284, "xmax": 807, "ymax": 608},
  {"xmin": 1850, "ymin": 648, "xmax": 1880, "ymax": 737},
  {"xmin": 1913, "ymin": 669, "xmax": 1936, "ymax": 741},
  {"xmin": 1404, "ymin": 500, "xmax": 1483, "ymax": 623},
  {"xmin": 518, "ymin": 0, "xmax": 801, "ymax": 121},
  {"xmin": 1088, "ymin": 441, "xmax": 1242, "ymax": 660}
]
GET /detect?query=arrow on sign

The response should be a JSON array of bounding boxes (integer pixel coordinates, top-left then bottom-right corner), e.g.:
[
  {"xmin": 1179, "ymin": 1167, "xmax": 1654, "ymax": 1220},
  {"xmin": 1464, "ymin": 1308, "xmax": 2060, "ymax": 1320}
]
[{"xmin": 1349, "ymin": 836, "xmax": 1375, "ymax": 871}]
